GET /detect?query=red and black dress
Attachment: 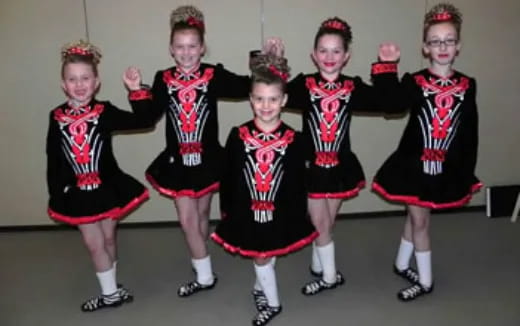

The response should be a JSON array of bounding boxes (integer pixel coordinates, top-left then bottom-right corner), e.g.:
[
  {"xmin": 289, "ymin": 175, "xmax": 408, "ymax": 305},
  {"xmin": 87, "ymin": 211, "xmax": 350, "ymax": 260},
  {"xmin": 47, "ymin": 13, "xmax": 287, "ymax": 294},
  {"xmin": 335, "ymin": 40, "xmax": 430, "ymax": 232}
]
[
  {"xmin": 211, "ymin": 120, "xmax": 318, "ymax": 258},
  {"xmin": 46, "ymin": 91, "xmax": 153, "ymax": 225},
  {"xmin": 145, "ymin": 63, "xmax": 250, "ymax": 198},
  {"xmin": 285, "ymin": 63, "xmax": 401, "ymax": 199},
  {"xmin": 372, "ymin": 69, "xmax": 482, "ymax": 208}
]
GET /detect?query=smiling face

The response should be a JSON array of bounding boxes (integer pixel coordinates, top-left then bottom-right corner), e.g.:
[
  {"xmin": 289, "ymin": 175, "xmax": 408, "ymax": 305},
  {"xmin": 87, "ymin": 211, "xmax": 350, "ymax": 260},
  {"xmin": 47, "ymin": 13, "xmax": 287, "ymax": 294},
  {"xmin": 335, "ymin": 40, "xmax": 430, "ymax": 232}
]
[
  {"xmin": 312, "ymin": 34, "xmax": 350, "ymax": 81},
  {"xmin": 423, "ymin": 22, "xmax": 460, "ymax": 68},
  {"xmin": 61, "ymin": 62, "xmax": 99, "ymax": 106},
  {"xmin": 250, "ymin": 82, "xmax": 287, "ymax": 131},
  {"xmin": 170, "ymin": 29, "xmax": 205, "ymax": 72}
]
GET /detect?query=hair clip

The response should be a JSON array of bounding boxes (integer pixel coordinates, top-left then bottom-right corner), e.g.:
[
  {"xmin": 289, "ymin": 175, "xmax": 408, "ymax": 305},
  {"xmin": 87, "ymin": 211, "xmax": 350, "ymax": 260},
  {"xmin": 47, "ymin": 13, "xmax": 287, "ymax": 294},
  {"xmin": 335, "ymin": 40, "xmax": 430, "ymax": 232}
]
[
  {"xmin": 269, "ymin": 65, "xmax": 289, "ymax": 81},
  {"xmin": 323, "ymin": 20, "xmax": 346, "ymax": 31},
  {"xmin": 187, "ymin": 16, "xmax": 205, "ymax": 31},
  {"xmin": 433, "ymin": 11, "xmax": 452, "ymax": 21}
]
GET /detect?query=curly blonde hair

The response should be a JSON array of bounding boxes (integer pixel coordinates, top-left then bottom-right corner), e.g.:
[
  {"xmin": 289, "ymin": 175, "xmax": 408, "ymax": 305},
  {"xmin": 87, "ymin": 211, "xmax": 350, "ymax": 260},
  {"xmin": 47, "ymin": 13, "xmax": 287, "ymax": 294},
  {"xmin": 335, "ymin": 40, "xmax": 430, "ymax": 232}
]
[
  {"xmin": 423, "ymin": 3, "xmax": 463, "ymax": 41},
  {"xmin": 169, "ymin": 5, "xmax": 205, "ymax": 43},
  {"xmin": 250, "ymin": 54, "xmax": 290, "ymax": 90},
  {"xmin": 60, "ymin": 40, "xmax": 102, "ymax": 77}
]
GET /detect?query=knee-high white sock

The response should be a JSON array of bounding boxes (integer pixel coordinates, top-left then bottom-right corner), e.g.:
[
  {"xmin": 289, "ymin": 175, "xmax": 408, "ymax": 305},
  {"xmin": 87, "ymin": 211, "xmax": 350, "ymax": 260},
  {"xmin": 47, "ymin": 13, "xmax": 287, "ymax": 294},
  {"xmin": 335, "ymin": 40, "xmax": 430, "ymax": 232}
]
[
  {"xmin": 316, "ymin": 241, "xmax": 336, "ymax": 284},
  {"xmin": 311, "ymin": 242, "xmax": 323, "ymax": 273},
  {"xmin": 415, "ymin": 251, "xmax": 432, "ymax": 287},
  {"xmin": 254, "ymin": 262, "xmax": 280, "ymax": 307},
  {"xmin": 395, "ymin": 238, "xmax": 414, "ymax": 270},
  {"xmin": 254, "ymin": 257, "xmax": 276, "ymax": 291},
  {"xmin": 192, "ymin": 255, "xmax": 214, "ymax": 285},
  {"xmin": 96, "ymin": 267, "xmax": 118, "ymax": 295}
]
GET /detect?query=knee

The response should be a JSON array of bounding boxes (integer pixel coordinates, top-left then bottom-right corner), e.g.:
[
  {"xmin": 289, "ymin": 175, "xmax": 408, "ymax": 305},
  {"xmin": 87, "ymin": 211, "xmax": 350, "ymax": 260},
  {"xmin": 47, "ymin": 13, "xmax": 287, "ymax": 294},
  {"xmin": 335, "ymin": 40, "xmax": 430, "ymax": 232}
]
[
  {"xmin": 312, "ymin": 215, "xmax": 331, "ymax": 234},
  {"xmin": 103, "ymin": 233, "xmax": 116, "ymax": 249},
  {"xmin": 179, "ymin": 213, "xmax": 198, "ymax": 233},
  {"xmin": 82, "ymin": 236, "xmax": 105, "ymax": 256},
  {"xmin": 411, "ymin": 217, "xmax": 429, "ymax": 232}
]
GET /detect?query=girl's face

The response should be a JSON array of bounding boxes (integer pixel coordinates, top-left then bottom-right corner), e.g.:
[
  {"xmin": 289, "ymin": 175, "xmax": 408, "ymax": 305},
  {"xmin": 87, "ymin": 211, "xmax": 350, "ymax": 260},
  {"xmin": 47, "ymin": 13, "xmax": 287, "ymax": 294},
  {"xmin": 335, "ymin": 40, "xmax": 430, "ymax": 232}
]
[
  {"xmin": 312, "ymin": 34, "xmax": 350, "ymax": 80},
  {"xmin": 250, "ymin": 82, "xmax": 287, "ymax": 129},
  {"xmin": 423, "ymin": 22, "xmax": 460, "ymax": 67},
  {"xmin": 61, "ymin": 62, "xmax": 99, "ymax": 106},
  {"xmin": 170, "ymin": 29, "xmax": 205, "ymax": 72}
]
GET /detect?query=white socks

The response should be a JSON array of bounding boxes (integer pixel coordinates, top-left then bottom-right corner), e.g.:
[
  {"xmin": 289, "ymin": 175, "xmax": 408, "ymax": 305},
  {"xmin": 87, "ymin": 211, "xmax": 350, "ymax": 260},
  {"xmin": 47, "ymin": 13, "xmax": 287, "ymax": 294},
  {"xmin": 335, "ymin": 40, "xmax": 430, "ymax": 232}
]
[
  {"xmin": 254, "ymin": 257, "xmax": 276, "ymax": 291},
  {"xmin": 254, "ymin": 261, "xmax": 280, "ymax": 307},
  {"xmin": 415, "ymin": 251, "xmax": 433, "ymax": 288},
  {"xmin": 192, "ymin": 255, "xmax": 214, "ymax": 285},
  {"xmin": 316, "ymin": 241, "xmax": 336, "ymax": 284},
  {"xmin": 311, "ymin": 242, "xmax": 323, "ymax": 274},
  {"xmin": 395, "ymin": 238, "xmax": 414, "ymax": 270},
  {"xmin": 96, "ymin": 267, "xmax": 118, "ymax": 295}
]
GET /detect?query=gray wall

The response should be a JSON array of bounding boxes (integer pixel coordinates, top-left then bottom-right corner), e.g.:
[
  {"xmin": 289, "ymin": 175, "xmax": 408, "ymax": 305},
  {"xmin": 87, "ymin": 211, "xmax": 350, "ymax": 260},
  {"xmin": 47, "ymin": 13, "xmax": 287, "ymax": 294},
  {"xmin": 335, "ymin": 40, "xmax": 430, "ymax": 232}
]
[{"xmin": 1, "ymin": 0, "xmax": 518, "ymax": 226}]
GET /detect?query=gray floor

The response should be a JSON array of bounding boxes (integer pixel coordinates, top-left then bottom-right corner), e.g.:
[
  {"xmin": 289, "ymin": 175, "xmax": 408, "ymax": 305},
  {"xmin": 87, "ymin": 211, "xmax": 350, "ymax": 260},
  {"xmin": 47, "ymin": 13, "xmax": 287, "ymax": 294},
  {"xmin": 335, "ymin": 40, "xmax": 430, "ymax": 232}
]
[{"xmin": 1, "ymin": 212, "xmax": 519, "ymax": 326}]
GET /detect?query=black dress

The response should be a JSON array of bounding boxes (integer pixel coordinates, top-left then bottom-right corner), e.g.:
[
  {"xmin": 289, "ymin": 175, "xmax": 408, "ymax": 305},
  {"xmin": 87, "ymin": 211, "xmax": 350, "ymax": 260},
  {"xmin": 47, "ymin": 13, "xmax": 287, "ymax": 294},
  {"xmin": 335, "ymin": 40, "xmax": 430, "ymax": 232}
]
[
  {"xmin": 285, "ymin": 63, "xmax": 401, "ymax": 199},
  {"xmin": 145, "ymin": 63, "xmax": 250, "ymax": 198},
  {"xmin": 372, "ymin": 69, "xmax": 482, "ymax": 208},
  {"xmin": 46, "ymin": 91, "xmax": 154, "ymax": 224},
  {"xmin": 211, "ymin": 120, "xmax": 318, "ymax": 258}
]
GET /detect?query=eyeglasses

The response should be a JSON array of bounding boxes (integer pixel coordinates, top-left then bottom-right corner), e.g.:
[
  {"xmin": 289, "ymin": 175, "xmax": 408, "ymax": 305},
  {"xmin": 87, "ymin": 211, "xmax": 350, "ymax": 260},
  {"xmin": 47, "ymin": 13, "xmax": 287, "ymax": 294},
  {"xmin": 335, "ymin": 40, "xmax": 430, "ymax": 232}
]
[{"xmin": 426, "ymin": 39, "xmax": 458, "ymax": 47}]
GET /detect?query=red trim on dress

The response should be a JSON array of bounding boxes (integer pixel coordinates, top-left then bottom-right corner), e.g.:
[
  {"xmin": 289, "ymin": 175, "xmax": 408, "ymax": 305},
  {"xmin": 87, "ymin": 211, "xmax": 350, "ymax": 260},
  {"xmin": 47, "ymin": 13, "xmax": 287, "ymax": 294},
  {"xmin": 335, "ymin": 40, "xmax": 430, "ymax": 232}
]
[
  {"xmin": 128, "ymin": 89, "xmax": 152, "ymax": 101},
  {"xmin": 371, "ymin": 181, "xmax": 483, "ymax": 209},
  {"xmin": 146, "ymin": 173, "xmax": 219, "ymax": 198},
  {"xmin": 308, "ymin": 181, "xmax": 366, "ymax": 199},
  {"xmin": 210, "ymin": 231, "xmax": 319, "ymax": 259},
  {"xmin": 371, "ymin": 63, "xmax": 398, "ymax": 75},
  {"xmin": 48, "ymin": 188, "xmax": 149, "ymax": 225}
]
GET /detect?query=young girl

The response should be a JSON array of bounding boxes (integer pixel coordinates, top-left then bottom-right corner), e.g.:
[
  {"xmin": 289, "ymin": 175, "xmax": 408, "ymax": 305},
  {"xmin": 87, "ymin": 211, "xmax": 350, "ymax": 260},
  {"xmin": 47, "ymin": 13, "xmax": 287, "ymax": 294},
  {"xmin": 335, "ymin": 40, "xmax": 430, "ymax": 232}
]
[
  {"xmin": 143, "ymin": 5, "xmax": 251, "ymax": 296},
  {"xmin": 372, "ymin": 3, "xmax": 482, "ymax": 301},
  {"xmin": 46, "ymin": 40, "xmax": 153, "ymax": 311},
  {"xmin": 269, "ymin": 17, "xmax": 401, "ymax": 295},
  {"xmin": 211, "ymin": 54, "xmax": 318, "ymax": 326}
]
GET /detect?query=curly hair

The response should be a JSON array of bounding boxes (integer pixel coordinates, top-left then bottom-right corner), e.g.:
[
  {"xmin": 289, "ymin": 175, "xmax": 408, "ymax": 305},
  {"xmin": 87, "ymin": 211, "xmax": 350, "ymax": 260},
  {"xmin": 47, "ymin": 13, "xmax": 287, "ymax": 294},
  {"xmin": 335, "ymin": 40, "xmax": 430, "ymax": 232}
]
[
  {"xmin": 423, "ymin": 3, "xmax": 463, "ymax": 41},
  {"xmin": 60, "ymin": 40, "xmax": 102, "ymax": 77},
  {"xmin": 169, "ymin": 5, "xmax": 205, "ymax": 43},
  {"xmin": 250, "ymin": 54, "xmax": 290, "ymax": 91},
  {"xmin": 314, "ymin": 17, "xmax": 352, "ymax": 51}
]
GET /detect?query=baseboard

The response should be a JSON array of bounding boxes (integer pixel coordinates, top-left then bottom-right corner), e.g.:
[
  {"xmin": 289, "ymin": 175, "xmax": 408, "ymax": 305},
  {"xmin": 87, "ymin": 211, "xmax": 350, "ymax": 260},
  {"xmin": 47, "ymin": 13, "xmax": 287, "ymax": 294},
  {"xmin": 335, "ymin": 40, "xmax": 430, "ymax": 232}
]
[{"xmin": 0, "ymin": 205, "xmax": 485, "ymax": 233}]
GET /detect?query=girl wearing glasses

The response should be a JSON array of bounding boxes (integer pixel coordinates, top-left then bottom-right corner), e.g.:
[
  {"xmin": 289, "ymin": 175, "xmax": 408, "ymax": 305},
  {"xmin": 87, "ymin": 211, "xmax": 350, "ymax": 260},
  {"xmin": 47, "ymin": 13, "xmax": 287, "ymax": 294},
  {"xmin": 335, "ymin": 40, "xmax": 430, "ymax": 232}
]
[{"xmin": 372, "ymin": 2, "xmax": 481, "ymax": 301}]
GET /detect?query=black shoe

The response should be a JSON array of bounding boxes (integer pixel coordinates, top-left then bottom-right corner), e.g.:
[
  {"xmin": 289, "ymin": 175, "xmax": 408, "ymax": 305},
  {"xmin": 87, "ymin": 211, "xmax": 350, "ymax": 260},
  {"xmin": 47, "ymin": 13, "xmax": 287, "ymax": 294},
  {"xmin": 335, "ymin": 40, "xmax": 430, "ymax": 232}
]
[
  {"xmin": 393, "ymin": 265, "xmax": 419, "ymax": 283},
  {"xmin": 309, "ymin": 266, "xmax": 323, "ymax": 278},
  {"xmin": 81, "ymin": 291, "xmax": 124, "ymax": 312},
  {"xmin": 252, "ymin": 290, "xmax": 268, "ymax": 311},
  {"xmin": 177, "ymin": 276, "xmax": 218, "ymax": 297},
  {"xmin": 397, "ymin": 282, "xmax": 434, "ymax": 302},
  {"xmin": 117, "ymin": 285, "xmax": 134, "ymax": 303},
  {"xmin": 301, "ymin": 271, "xmax": 345, "ymax": 296},
  {"xmin": 252, "ymin": 305, "xmax": 282, "ymax": 326}
]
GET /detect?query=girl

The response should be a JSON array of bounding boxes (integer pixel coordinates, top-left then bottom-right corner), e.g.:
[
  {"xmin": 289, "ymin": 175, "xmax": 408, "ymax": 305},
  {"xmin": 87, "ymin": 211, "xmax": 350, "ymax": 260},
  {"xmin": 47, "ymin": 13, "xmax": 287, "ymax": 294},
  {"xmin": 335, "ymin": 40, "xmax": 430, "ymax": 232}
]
[
  {"xmin": 46, "ymin": 40, "xmax": 153, "ymax": 311},
  {"xmin": 211, "ymin": 54, "xmax": 318, "ymax": 326},
  {"xmin": 269, "ymin": 17, "xmax": 401, "ymax": 295},
  {"xmin": 143, "ymin": 5, "xmax": 251, "ymax": 296},
  {"xmin": 372, "ymin": 3, "xmax": 482, "ymax": 301}
]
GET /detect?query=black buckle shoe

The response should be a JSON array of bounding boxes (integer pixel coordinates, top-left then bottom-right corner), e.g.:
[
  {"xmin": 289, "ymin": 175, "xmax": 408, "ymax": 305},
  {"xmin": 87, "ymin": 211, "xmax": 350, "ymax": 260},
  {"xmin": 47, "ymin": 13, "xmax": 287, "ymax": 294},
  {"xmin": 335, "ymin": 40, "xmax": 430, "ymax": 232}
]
[
  {"xmin": 81, "ymin": 291, "xmax": 124, "ymax": 312},
  {"xmin": 393, "ymin": 265, "xmax": 419, "ymax": 283},
  {"xmin": 252, "ymin": 305, "xmax": 282, "ymax": 326},
  {"xmin": 177, "ymin": 275, "xmax": 218, "ymax": 297},
  {"xmin": 252, "ymin": 290, "xmax": 268, "ymax": 311},
  {"xmin": 301, "ymin": 271, "xmax": 345, "ymax": 296},
  {"xmin": 117, "ymin": 285, "xmax": 134, "ymax": 303},
  {"xmin": 397, "ymin": 282, "xmax": 434, "ymax": 302}
]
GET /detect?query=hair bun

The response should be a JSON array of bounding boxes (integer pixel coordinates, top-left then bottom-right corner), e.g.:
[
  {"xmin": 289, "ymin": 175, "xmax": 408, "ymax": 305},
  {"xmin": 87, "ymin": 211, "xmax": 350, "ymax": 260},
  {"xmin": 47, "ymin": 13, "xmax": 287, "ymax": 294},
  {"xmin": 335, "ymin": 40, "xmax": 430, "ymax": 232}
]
[
  {"xmin": 170, "ymin": 5, "xmax": 205, "ymax": 32},
  {"xmin": 61, "ymin": 40, "xmax": 102, "ymax": 64}
]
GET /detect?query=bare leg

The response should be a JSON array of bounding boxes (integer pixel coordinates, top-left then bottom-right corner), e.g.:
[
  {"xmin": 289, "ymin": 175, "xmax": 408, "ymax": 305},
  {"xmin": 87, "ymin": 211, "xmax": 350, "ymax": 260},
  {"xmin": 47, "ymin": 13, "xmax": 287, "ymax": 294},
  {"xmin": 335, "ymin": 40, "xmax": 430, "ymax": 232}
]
[
  {"xmin": 175, "ymin": 196, "xmax": 208, "ymax": 259},
  {"xmin": 197, "ymin": 193, "xmax": 213, "ymax": 242}
]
